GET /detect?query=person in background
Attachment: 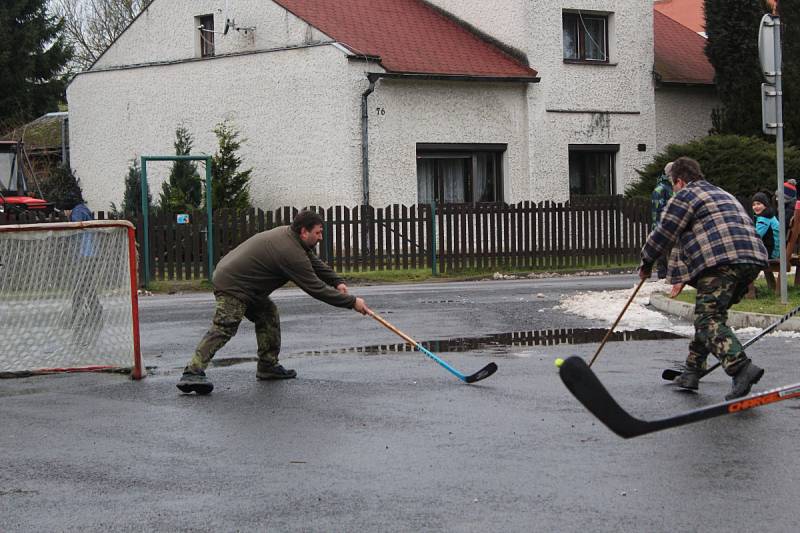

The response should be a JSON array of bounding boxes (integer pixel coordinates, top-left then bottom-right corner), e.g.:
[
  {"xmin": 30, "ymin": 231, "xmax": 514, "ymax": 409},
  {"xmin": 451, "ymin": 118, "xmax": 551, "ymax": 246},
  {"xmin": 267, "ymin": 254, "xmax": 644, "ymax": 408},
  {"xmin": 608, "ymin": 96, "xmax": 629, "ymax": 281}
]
[
  {"xmin": 639, "ymin": 157, "xmax": 768, "ymax": 400},
  {"xmin": 777, "ymin": 179, "xmax": 797, "ymax": 236},
  {"xmin": 650, "ymin": 161, "xmax": 674, "ymax": 279},
  {"xmin": 752, "ymin": 192, "xmax": 780, "ymax": 260},
  {"xmin": 56, "ymin": 191, "xmax": 101, "ymax": 345},
  {"xmin": 58, "ymin": 191, "xmax": 92, "ymax": 222}
]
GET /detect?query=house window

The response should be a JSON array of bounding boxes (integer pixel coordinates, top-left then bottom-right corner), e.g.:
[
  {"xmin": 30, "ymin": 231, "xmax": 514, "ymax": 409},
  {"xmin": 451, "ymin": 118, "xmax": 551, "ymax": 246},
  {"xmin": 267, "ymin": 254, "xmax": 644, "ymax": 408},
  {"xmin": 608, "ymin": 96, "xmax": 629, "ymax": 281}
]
[
  {"xmin": 417, "ymin": 144, "xmax": 505, "ymax": 204},
  {"xmin": 568, "ymin": 145, "xmax": 618, "ymax": 197},
  {"xmin": 563, "ymin": 11, "xmax": 608, "ymax": 62},
  {"xmin": 197, "ymin": 14, "xmax": 215, "ymax": 57}
]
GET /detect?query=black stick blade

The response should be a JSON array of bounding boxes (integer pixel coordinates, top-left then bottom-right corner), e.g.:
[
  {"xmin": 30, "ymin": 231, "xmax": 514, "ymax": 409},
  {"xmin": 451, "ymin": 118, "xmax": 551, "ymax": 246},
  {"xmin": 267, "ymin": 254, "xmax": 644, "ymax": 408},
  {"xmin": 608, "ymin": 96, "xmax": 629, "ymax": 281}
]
[
  {"xmin": 559, "ymin": 356, "xmax": 652, "ymax": 438},
  {"xmin": 464, "ymin": 362, "xmax": 498, "ymax": 383},
  {"xmin": 563, "ymin": 356, "xmax": 800, "ymax": 438},
  {"xmin": 662, "ymin": 368, "xmax": 681, "ymax": 381}
]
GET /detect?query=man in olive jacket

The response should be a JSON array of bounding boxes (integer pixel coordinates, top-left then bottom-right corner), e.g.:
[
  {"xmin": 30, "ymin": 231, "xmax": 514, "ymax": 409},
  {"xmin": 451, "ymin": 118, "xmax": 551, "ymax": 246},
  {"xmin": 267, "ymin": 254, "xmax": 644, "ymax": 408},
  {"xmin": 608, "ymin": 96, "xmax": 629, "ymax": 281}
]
[{"xmin": 177, "ymin": 210, "xmax": 370, "ymax": 394}]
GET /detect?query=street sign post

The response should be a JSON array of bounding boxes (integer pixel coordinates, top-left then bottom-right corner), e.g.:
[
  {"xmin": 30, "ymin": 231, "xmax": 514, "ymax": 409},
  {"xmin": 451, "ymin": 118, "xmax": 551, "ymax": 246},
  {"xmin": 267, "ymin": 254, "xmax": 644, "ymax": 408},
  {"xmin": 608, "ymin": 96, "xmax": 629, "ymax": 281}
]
[{"xmin": 759, "ymin": 14, "xmax": 787, "ymax": 303}]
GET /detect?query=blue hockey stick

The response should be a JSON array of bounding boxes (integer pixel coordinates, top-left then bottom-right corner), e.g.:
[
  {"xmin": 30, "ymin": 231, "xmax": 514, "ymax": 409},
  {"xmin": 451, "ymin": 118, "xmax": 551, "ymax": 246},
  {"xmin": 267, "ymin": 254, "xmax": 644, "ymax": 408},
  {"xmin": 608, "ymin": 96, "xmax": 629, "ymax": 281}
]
[{"xmin": 368, "ymin": 310, "xmax": 497, "ymax": 383}]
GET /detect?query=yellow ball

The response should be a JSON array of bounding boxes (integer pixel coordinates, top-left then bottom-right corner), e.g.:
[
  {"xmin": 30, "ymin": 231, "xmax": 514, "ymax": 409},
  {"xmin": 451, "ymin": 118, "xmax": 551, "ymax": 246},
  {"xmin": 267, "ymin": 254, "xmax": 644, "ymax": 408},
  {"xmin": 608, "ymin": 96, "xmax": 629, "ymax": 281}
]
[{"xmin": 554, "ymin": 358, "xmax": 565, "ymax": 368}]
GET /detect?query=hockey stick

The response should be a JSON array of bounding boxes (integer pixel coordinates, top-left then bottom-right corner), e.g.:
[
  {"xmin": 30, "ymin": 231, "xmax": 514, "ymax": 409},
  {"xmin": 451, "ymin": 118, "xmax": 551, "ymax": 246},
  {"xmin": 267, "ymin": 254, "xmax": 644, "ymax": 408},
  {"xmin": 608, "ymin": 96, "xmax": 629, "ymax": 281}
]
[
  {"xmin": 368, "ymin": 310, "xmax": 498, "ymax": 383},
  {"xmin": 588, "ymin": 278, "xmax": 646, "ymax": 367},
  {"xmin": 662, "ymin": 302, "xmax": 800, "ymax": 381},
  {"xmin": 560, "ymin": 355, "xmax": 800, "ymax": 438}
]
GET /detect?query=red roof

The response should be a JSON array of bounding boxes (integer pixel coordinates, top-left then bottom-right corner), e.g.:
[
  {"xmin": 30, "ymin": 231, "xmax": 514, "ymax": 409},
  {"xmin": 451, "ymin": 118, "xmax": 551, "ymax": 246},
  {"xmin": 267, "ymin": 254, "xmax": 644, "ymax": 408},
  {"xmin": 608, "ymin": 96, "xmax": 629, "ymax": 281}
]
[
  {"xmin": 654, "ymin": 0, "xmax": 777, "ymax": 34},
  {"xmin": 653, "ymin": 10, "xmax": 715, "ymax": 85},
  {"xmin": 272, "ymin": 0, "xmax": 538, "ymax": 79},
  {"xmin": 654, "ymin": 0, "xmax": 706, "ymax": 34}
]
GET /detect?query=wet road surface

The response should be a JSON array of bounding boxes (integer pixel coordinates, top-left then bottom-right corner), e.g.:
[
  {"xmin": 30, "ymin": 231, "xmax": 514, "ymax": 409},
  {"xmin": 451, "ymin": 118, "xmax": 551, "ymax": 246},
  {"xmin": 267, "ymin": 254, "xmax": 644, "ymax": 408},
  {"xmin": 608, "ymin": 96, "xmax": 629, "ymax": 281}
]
[{"xmin": 2, "ymin": 275, "xmax": 799, "ymax": 531}]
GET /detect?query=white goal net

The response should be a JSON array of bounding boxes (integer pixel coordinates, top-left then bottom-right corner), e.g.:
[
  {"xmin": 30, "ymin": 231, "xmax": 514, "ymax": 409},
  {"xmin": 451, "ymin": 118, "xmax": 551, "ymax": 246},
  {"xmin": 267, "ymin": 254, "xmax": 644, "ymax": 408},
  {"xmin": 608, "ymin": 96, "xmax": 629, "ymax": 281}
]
[{"xmin": 0, "ymin": 221, "xmax": 143, "ymax": 378}]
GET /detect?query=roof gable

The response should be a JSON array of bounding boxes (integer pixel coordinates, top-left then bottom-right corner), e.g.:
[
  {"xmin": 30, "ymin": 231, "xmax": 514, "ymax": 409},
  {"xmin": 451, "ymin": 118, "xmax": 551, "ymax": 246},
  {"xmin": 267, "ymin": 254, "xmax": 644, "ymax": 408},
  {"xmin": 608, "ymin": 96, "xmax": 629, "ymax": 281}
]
[
  {"xmin": 653, "ymin": 10, "xmax": 714, "ymax": 85},
  {"xmin": 271, "ymin": 0, "xmax": 537, "ymax": 78}
]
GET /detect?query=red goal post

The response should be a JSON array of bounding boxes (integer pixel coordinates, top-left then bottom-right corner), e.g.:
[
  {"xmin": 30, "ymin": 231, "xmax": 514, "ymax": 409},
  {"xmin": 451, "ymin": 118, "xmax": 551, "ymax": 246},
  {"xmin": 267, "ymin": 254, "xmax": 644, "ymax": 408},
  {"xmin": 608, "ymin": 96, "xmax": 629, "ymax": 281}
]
[{"xmin": 0, "ymin": 220, "xmax": 143, "ymax": 379}]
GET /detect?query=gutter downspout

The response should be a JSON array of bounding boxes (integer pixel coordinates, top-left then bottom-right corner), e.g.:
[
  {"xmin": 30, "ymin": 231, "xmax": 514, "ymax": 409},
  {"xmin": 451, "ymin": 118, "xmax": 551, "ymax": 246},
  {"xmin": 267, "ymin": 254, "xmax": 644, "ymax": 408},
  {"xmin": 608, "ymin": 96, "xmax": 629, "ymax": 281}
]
[{"xmin": 361, "ymin": 74, "xmax": 378, "ymax": 206}]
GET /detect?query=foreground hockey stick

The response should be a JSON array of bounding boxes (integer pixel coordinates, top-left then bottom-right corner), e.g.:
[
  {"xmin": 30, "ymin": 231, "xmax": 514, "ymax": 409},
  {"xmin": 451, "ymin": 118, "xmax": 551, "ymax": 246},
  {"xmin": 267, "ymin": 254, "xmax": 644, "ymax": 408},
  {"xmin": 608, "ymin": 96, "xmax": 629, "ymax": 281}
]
[
  {"xmin": 368, "ymin": 311, "xmax": 498, "ymax": 383},
  {"xmin": 560, "ymin": 355, "xmax": 800, "ymax": 438},
  {"xmin": 662, "ymin": 302, "xmax": 800, "ymax": 381}
]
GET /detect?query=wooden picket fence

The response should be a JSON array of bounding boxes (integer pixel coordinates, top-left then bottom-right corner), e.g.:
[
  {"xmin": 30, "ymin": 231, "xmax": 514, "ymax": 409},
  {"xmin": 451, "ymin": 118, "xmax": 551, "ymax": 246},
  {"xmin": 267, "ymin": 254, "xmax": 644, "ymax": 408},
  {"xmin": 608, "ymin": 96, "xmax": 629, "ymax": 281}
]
[{"xmin": 0, "ymin": 196, "xmax": 652, "ymax": 281}]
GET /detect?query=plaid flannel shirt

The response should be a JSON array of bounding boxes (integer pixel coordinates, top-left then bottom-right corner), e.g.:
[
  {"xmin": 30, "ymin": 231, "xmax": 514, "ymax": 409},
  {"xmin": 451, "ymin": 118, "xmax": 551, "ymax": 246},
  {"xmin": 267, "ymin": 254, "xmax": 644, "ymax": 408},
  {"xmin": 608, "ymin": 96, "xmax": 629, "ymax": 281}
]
[{"xmin": 641, "ymin": 180, "xmax": 768, "ymax": 284}]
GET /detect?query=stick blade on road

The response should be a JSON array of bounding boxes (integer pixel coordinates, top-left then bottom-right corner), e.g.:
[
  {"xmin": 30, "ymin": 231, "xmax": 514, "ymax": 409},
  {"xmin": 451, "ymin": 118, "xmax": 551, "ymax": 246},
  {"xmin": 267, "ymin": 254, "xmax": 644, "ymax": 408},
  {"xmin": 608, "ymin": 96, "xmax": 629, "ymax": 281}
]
[
  {"xmin": 559, "ymin": 356, "xmax": 800, "ymax": 438},
  {"xmin": 464, "ymin": 362, "xmax": 498, "ymax": 383}
]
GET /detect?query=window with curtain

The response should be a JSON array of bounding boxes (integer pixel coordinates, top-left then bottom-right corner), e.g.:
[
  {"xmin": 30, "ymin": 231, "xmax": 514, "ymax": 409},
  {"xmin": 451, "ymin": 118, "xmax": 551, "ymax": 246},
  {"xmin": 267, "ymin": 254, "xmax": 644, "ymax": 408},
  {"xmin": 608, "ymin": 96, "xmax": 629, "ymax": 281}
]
[
  {"xmin": 416, "ymin": 145, "xmax": 505, "ymax": 204},
  {"xmin": 568, "ymin": 145, "xmax": 618, "ymax": 197},
  {"xmin": 563, "ymin": 11, "xmax": 609, "ymax": 62}
]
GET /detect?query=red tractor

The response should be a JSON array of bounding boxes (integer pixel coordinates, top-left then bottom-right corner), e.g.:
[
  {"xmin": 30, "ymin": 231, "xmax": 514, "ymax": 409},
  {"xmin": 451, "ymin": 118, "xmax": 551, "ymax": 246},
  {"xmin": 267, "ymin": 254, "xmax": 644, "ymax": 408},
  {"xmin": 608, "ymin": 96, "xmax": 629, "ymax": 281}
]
[{"xmin": 0, "ymin": 140, "xmax": 54, "ymax": 214}]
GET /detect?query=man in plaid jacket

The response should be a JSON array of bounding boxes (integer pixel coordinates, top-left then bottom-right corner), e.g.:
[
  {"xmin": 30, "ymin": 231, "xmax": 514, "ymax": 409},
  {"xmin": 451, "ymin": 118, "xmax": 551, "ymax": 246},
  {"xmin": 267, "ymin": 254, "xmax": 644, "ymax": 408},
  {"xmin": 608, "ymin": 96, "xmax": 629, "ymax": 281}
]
[{"xmin": 638, "ymin": 157, "xmax": 769, "ymax": 400}]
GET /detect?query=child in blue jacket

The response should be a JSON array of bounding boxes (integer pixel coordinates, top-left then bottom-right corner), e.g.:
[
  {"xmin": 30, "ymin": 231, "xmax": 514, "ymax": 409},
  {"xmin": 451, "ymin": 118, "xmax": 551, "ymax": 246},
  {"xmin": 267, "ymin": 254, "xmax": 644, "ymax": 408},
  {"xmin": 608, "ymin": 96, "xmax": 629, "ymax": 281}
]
[{"xmin": 752, "ymin": 192, "xmax": 780, "ymax": 259}]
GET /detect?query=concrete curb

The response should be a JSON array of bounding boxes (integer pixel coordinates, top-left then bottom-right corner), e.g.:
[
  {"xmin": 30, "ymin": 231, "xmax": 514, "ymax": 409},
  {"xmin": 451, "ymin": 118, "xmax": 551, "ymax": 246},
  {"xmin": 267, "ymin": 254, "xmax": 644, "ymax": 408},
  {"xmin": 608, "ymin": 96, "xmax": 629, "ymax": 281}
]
[{"xmin": 649, "ymin": 292, "xmax": 800, "ymax": 331}]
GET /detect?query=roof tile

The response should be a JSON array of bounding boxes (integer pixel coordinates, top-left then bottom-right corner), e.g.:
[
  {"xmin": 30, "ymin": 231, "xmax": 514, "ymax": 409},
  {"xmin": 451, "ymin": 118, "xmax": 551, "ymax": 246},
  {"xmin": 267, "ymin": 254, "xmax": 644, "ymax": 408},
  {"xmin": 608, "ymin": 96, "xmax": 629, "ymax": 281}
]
[
  {"xmin": 272, "ymin": 0, "xmax": 537, "ymax": 78},
  {"xmin": 654, "ymin": 10, "xmax": 715, "ymax": 85}
]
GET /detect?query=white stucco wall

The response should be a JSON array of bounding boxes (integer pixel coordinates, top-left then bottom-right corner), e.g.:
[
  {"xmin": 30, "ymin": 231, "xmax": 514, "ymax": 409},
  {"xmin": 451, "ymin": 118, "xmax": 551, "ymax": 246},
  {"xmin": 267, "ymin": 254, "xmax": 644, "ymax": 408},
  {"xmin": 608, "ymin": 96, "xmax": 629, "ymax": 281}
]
[
  {"xmin": 655, "ymin": 86, "xmax": 719, "ymax": 153},
  {"xmin": 367, "ymin": 80, "xmax": 529, "ymax": 206},
  {"xmin": 527, "ymin": 1, "xmax": 656, "ymax": 201},
  {"xmin": 428, "ymin": 0, "xmax": 658, "ymax": 201},
  {"xmin": 423, "ymin": 0, "xmax": 530, "ymax": 55},
  {"xmin": 69, "ymin": 44, "xmax": 368, "ymax": 211},
  {"xmin": 93, "ymin": 0, "xmax": 332, "ymax": 69}
]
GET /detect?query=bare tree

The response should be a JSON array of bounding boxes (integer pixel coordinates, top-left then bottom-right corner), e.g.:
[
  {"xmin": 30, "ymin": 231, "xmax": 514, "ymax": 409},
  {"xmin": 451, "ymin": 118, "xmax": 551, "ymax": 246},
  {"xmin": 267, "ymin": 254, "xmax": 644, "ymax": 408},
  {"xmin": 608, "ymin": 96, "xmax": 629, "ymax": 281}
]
[{"xmin": 51, "ymin": 0, "xmax": 153, "ymax": 73}]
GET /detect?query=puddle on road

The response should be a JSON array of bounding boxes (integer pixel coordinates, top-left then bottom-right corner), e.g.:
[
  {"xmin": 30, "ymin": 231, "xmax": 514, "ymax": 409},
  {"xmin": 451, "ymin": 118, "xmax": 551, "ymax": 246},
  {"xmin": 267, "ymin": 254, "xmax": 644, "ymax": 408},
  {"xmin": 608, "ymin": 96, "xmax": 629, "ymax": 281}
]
[
  {"xmin": 205, "ymin": 328, "xmax": 684, "ymax": 368},
  {"xmin": 297, "ymin": 328, "xmax": 684, "ymax": 358}
]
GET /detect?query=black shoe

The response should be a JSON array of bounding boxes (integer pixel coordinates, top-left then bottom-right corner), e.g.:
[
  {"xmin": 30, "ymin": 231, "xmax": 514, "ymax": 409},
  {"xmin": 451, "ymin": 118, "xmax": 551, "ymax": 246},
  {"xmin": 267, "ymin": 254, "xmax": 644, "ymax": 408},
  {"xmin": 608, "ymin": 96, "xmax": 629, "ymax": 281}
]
[
  {"xmin": 256, "ymin": 364, "xmax": 297, "ymax": 380},
  {"xmin": 176, "ymin": 370, "xmax": 214, "ymax": 395},
  {"xmin": 674, "ymin": 366, "xmax": 701, "ymax": 390},
  {"xmin": 726, "ymin": 362, "xmax": 764, "ymax": 400}
]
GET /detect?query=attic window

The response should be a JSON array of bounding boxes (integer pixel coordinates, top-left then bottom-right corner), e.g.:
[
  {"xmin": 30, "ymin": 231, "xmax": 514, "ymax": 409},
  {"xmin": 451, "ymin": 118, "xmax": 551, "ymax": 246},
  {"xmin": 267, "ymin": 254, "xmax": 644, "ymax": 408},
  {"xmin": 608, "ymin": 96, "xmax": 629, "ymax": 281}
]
[{"xmin": 197, "ymin": 14, "xmax": 215, "ymax": 57}]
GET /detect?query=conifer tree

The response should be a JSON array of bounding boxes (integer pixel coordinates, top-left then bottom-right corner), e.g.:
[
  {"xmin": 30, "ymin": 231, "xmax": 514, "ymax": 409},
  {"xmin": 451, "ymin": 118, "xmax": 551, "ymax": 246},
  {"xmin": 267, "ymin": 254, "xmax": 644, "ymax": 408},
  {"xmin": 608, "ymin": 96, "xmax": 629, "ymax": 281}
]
[
  {"xmin": 42, "ymin": 164, "xmax": 83, "ymax": 207},
  {"xmin": 208, "ymin": 121, "xmax": 253, "ymax": 210},
  {"xmin": 779, "ymin": 0, "xmax": 800, "ymax": 145},
  {"xmin": 111, "ymin": 159, "xmax": 151, "ymax": 214},
  {"xmin": 704, "ymin": 0, "xmax": 770, "ymax": 136},
  {"xmin": 159, "ymin": 126, "xmax": 202, "ymax": 212},
  {"xmin": 0, "ymin": 0, "xmax": 73, "ymax": 130}
]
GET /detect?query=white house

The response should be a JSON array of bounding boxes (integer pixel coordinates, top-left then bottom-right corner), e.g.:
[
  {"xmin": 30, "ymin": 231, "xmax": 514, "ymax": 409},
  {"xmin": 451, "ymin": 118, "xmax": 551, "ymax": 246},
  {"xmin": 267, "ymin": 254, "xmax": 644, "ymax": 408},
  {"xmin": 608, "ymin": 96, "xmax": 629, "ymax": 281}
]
[{"xmin": 67, "ymin": 0, "xmax": 705, "ymax": 211}]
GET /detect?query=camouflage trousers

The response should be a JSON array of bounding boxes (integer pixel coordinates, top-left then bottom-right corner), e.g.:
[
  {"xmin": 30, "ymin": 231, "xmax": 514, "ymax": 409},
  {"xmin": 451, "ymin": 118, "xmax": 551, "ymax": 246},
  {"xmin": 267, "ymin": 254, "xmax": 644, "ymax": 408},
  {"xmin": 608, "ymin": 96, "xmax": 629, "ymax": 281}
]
[
  {"xmin": 686, "ymin": 264, "xmax": 762, "ymax": 376},
  {"xmin": 186, "ymin": 292, "xmax": 281, "ymax": 373}
]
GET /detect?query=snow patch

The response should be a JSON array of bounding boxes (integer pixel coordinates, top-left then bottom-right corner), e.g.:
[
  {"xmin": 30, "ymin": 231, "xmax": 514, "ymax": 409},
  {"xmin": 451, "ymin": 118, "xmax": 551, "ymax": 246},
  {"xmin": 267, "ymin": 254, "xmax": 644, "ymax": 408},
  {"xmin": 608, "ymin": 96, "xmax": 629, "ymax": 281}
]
[{"xmin": 556, "ymin": 279, "xmax": 694, "ymax": 336}]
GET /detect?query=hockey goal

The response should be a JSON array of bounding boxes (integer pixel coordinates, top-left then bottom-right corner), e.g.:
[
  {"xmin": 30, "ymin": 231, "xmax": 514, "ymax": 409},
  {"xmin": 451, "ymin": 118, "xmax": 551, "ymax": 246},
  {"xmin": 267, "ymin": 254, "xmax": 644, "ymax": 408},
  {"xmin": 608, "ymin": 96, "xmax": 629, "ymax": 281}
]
[{"xmin": 0, "ymin": 220, "xmax": 143, "ymax": 378}]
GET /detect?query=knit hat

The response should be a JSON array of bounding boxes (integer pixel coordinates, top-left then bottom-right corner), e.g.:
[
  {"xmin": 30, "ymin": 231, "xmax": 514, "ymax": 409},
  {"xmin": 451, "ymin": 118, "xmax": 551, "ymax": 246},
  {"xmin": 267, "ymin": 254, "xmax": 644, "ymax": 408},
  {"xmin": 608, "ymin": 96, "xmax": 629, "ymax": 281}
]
[
  {"xmin": 778, "ymin": 179, "xmax": 797, "ymax": 204},
  {"xmin": 752, "ymin": 192, "xmax": 771, "ymax": 208}
]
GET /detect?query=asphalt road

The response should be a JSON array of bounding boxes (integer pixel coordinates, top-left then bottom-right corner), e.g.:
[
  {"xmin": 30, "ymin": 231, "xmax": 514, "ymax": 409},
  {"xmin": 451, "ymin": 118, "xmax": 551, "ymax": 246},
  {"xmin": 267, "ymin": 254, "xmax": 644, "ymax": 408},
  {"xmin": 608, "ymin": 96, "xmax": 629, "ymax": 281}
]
[{"xmin": 2, "ymin": 274, "xmax": 800, "ymax": 532}]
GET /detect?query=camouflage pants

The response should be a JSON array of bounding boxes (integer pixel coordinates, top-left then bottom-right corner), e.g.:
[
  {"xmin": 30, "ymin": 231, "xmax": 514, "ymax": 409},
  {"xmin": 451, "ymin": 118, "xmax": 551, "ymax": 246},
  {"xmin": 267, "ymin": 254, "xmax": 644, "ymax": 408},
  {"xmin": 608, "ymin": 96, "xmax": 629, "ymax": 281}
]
[
  {"xmin": 186, "ymin": 292, "xmax": 281, "ymax": 373},
  {"xmin": 686, "ymin": 264, "xmax": 762, "ymax": 376}
]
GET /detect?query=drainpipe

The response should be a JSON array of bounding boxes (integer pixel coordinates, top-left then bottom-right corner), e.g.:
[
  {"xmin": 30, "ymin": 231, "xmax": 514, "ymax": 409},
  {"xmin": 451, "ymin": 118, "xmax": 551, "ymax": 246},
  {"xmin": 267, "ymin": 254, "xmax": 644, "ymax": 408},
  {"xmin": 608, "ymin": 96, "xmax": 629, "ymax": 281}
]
[{"xmin": 361, "ymin": 74, "xmax": 378, "ymax": 206}]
